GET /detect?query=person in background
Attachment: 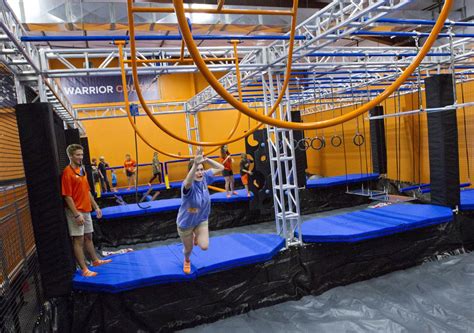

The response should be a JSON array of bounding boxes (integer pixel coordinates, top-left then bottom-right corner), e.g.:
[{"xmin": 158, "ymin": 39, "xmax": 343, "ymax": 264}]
[
  {"xmin": 239, "ymin": 153, "xmax": 254, "ymax": 197},
  {"xmin": 111, "ymin": 169, "xmax": 118, "ymax": 192},
  {"xmin": 91, "ymin": 158, "xmax": 101, "ymax": 196},
  {"xmin": 220, "ymin": 145, "xmax": 235, "ymax": 198},
  {"xmin": 98, "ymin": 156, "xmax": 111, "ymax": 193},
  {"xmin": 62, "ymin": 144, "xmax": 111, "ymax": 277},
  {"xmin": 124, "ymin": 154, "xmax": 137, "ymax": 190},
  {"xmin": 148, "ymin": 152, "xmax": 162, "ymax": 186},
  {"xmin": 177, "ymin": 147, "xmax": 224, "ymax": 274}
]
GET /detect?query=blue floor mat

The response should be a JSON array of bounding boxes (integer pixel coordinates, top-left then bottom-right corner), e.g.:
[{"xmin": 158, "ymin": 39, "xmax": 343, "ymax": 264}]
[
  {"xmin": 306, "ymin": 173, "xmax": 380, "ymax": 188},
  {"xmin": 210, "ymin": 189, "xmax": 253, "ymax": 203},
  {"xmin": 73, "ymin": 233, "xmax": 284, "ymax": 293},
  {"xmin": 101, "ymin": 184, "xmax": 167, "ymax": 198},
  {"xmin": 98, "ymin": 190, "xmax": 253, "ymax": 220},
  {"xmin": 460, "ymin": 189, "xmax": 474, "ymax": 211},
  {"xmin": 297, "ymin": 203, "xmax": 453, "ymax": 243},
  {"xmin": 96, "ymin": 198, "xmax": 182, "ymax": 219}
]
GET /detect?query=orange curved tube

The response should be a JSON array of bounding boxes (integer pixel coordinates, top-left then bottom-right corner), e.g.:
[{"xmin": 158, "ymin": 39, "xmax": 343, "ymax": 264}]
[
  {"xmin": 117, "ymin": 42, "xmax": 240, "ymax": 158},
  {"xmin": 126, "ymin": 0, "xmax": 299, "ymax": 146},
  {"xmin": 208, "ymin": 185, "xmax": 226, "ymax": 192},
  {"xmin": 173, "ymin": 0, "xmax": 453, "ymax": 130}
]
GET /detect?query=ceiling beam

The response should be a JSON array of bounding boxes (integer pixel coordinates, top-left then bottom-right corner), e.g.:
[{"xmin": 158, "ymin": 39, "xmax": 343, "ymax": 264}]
[{"xmin": 146, "ymin": 0, "xmax": 329, "ymax": 9}]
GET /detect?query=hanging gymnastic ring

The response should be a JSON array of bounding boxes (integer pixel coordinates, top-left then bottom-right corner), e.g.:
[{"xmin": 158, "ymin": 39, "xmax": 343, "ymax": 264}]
[
  {"xmin": 353, "ymin": 133, "xmax": 365, "ymax": 146},
  {"xmin": 330, "ymin": 135, "xmax": 342, "ymax": 147},
  {"xmin": 310, "ymin": 137, "xmax": 325, "ymax": 151},
  {"xmin": 297, "ymin": 138, "xmax": 310, "ymax": 151}
]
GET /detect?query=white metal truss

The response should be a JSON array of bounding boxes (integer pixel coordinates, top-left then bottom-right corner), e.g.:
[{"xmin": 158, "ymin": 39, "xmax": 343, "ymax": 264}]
[
  {"xmin": 42, "ymin": 46, "xmax": 263, "ymax": 77},
  {"xmin": 263, "ymin": 70, "xmax": 302, "ymax": 247},
  {"xmin": 296, "ymin": 43, "xmax": 474, "ymax": 115},
  {"xmin": 185, "ymin": 108, "xmax": 200, "ymax": 155},
  {"xmin": 0, "ymin": 0, "xmax": 83, "ymax": 133},
  {"xmin": 186, "ymin": 0, "xmax": 413, "ymax": 113}
]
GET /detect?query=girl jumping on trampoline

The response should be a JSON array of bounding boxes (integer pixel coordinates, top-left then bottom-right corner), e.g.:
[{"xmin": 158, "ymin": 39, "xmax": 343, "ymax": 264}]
[{"xmin": 177, "ymin": 147, "xmax": 224, "ymax": 274}]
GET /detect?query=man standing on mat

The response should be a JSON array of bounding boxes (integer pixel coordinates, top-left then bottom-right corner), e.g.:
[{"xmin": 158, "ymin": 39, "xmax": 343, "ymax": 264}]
[
  {"xmin": 62, "ymin": 144, "xmax": 111, "ymax": 277},
  {"xmin": 98, "ymin": 156, "xmax": 111, "ymax": 193},
  {"xmin": 177, "ymin": 147, "xmax": 224, "ymax": 274}
]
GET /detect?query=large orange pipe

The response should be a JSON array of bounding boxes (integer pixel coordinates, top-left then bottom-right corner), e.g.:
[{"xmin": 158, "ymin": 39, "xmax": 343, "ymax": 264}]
[
  {"xmin": 117, "ymin": 42, "xmax": 189, "ymax": 159},
  {"xmin": 173, "ymin": 0, "xmax": 453, "ymax": 130},
  {"xmin": 126, "ymin": 0, "xmax": 299, "ymax": 146},
  {"xmin": 117, "ymin": 42, "xmax": 241, "ymax": 158}
]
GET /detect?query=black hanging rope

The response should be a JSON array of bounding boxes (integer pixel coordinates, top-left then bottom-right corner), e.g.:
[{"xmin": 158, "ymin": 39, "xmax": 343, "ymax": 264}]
[
  {"xmin": 133, "ymin": 112, "xmax": 151, "ymax": 209},
  {"xmin": 460, "ymin": 77, "xmax": 471, "ymax": 181}
]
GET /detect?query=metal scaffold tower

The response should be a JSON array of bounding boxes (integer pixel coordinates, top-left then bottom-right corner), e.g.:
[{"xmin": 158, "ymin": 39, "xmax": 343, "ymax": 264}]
[
  {"xmin": 263, "ymin": 69, "xmax": 302, "ymax": 247},
  {"xmin": 185, "ymin": 109, "xmax": 201, "ymax": 155}
]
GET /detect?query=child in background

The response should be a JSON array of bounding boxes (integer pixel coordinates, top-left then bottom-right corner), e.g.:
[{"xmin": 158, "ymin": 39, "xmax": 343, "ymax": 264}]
[
  {"xmin": 220, "ymin": 145, "xmax": 235, "ymax": 198},
  {"xmin": 91, "ymin": 158, "xmax": 101, "ymax": 197},
  {"xmin": 111, "ymin": 169, "xmax": 118, "ymax": 192},
  {"xmin": 124, "ymin": 154, "xmax": 137, "ymax": 190},
  {"xmin": 239, "ymin": 153, "xmax": 254, "ymax": 197}
]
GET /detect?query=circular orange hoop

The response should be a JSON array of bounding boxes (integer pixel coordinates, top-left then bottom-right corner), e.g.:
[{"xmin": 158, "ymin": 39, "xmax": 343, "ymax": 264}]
[
  {"xmin": 117, "ymin": 42, "xmax": 226, "ymax": 159},
  {"xmin": 173, "ymin": 0, "xmax": 453, "ymax": 130},
  {"xmin": 126, "ymin": 0, "xmax": 299, "ymax": 146}
]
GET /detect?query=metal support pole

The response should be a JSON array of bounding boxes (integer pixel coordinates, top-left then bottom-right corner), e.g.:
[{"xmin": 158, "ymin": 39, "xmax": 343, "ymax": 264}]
[{"xmin": 13, "ymin": 75, "xmax": 26, "ymax": 104}]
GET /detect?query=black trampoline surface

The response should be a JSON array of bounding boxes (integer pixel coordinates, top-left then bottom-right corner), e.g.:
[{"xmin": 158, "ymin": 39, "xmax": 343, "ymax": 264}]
[{"xmin": 180, "ymin": 250, "xmax": 474, "ymax": 333}]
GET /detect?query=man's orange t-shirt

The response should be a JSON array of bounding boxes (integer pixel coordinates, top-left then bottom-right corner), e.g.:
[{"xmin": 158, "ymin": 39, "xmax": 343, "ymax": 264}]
[
  {"xmin": 124, "ymin": 159, "xmax": 136, "ymax": 172},
  {"xmin": 61, "ymin": 165, "xmax": 92, "ymax": 213}
]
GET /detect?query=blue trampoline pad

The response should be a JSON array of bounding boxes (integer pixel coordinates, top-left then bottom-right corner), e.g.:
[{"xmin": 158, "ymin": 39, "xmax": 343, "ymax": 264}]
[
  {"xmin": 101, "ymin": 183, "xmax": 167, "ymax": 198},
  {"xmin": 73, "ymin": 233, "xmax": 284, "ymax": 293},
  {"xmin": 460, "ymin": 189, "xmax": 474, "ymax": 211},
  {"xmin": 97, "ymin": 190, "xmax": 252, "ymax": 220},
  {"xmin": 306, "ymin": 173, "xmax": 380, "ymax": 189},
  {"xmin": 210, "ymin": 189, "xmax": 253, "ymax": 203},
  {"xmin": 96, "ymin": 198, "xmax": 182, "ymax": 220},
  {"xmin": 213, "ymin": 174, "xmax": 241, "ymax": 183},
  {"xmin": 298, "ymin": 203, "xmax": 453, "ymax": 243},
  {"xmin": 169, "ymin": 175, "xmax": 241, "ymax": 189}
]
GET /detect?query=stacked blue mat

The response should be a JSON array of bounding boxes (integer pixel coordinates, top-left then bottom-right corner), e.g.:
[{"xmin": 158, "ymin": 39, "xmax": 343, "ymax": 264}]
[
  {"xmin": 298, "ymin": 203, "xmax": 453, "ymax": 243},
  {"xmin": 96, "ymin": 189, "xmax": 253, "ymax": 220},
  {"xmin": 460, "ymin": 189, "xmax": 474, "ymax": 211},
  {"xmin": 73, "ymin": 233, "xmax": 284, "ymax": 293},
  {"xmin": 306, "ymin": 173, "xmax": 379, "ymax": 188}
]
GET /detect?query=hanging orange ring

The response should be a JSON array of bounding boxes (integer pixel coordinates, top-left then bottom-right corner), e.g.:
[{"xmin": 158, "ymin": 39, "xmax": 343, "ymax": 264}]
[{"xmin": 172, "ymin": 0, "xmax": 453, "ymax": 130}]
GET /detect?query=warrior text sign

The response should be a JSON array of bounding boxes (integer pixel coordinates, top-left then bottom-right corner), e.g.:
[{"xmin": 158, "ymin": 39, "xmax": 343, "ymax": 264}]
[{"xmin": 60, "ymin": 74, "xmax": 159, "ymax": 105}]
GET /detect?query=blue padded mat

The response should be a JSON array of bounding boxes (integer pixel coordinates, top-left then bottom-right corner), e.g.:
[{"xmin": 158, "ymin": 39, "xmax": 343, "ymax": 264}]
[
  {"xmin": 101, "ymin": 184, "xmax": 167, "ymax": 198},
  {"xmin": 460, "ymin": 189, "xmax": 474, "ymax": 211},
  {"xmin": 210, "ymin": 189, "xmax": 253, "ymax": 203},
  {"xmin": 169, "ymin": 175, "xmax": 242, "ymax": 189},
  {"xmin": 298, "ymin": 203, "xmax": 453, "ymax": 243},
  {"xmin": 98, "ymin": 190, "xmax": 253, "ymax": 220},
  {"xmin": 101, "ymin": 175, "xmax": 242, "ymax": 196},
  {"xmin": 306, "ymin": 173, "xmax": 380, "ymax": 188},
  {"xmin": 96, "ymin": 198, "xmax": 182, "ymax": 219},
  {"xmin": 73, "ymin": 233, "xmax": 284, "ymax": 293}
]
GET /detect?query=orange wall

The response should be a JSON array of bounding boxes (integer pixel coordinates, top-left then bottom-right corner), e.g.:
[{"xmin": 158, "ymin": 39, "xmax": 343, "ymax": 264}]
[{"xmin": 76, "ymin": 62, "xmax": 474, "ymax": 188}]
